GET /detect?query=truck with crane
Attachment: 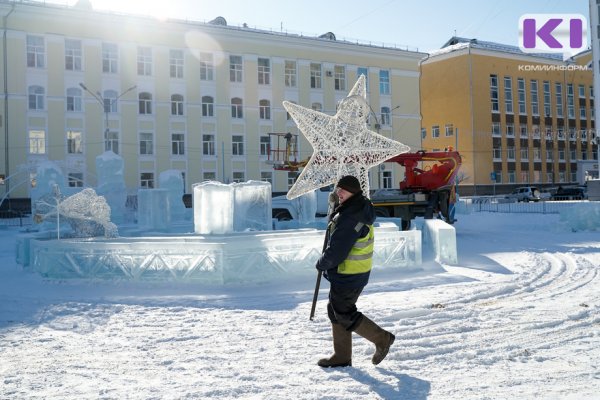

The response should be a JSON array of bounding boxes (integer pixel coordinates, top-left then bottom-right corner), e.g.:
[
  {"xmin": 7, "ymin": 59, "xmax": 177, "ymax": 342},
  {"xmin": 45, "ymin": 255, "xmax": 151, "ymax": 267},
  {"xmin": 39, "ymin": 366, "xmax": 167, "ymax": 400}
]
[{"xmin": 268, "ymin": 132, "xmax": 462, "ymax": 230}]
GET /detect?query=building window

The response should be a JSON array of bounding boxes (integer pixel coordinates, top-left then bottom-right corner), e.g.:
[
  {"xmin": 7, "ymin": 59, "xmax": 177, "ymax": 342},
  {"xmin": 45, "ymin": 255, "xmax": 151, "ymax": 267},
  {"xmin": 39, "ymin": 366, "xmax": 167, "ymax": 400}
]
[
  {"xmin": 566, "ymin": 84, "xmax": 575, "ymax": 119},
  {"xmin": 139, "ymin": 92, "xmax": 152, "ymax": 115},
  {"xmin": 65, "ymin": 39, "xmax": 82, "ymax": 71},
  {"xmin": 530, "ymin": 79, "xmax": 539, "ymax": 115},
  {"xmin": 103, "ymin": 90, "xmax": 118, "ymax": 113},
  {"xmin": 171, "ymin": 133, "xmax": 185, "ymax": 155},
  {"xmin": 139, "ymin": 132, "xmax": 153, "ymax": 155},
  {"xmin": 493, "ymin": 146, "xmax": 502, "ymax": 160},
  {"xmin": 507, "ymin": 146, "xmax": 515, "ymax": 160},
  {"xmin": 490, "ymin": 75, "xmax": 499, "ymax": 112},
  {"xmin": 140, "ymin": 172, "xmax": 154, "ymax": 189},
  {"xmin": 507, "ymin": 171, "xmax": 516, "ymax": 183},
  {"xmin": 546, "ymin": 172, "xmax": 554, "ymax": 183},
  {"xmin": 28, "ymin": 85, "xmax": 45, "ymax": 110},
  {"xmin": 421, "ymin": 127, "xmax": 427, "ymax": 139},
  {"xmin": 66, "ymin": 130, "xmax": 82, "ymax": 154},
  {"xmin": 66, "ymin": 87, "xmax": 82, "ymax": 112},
  {"xmin": 494, "ymin": 171, "xmax": 502, "ymax": 183},
  {"xmin": 106, "ymin": 131, "xmax": 119, "ymax": 154},
  {"xmin": 445, "ymin": 124, "xmax": 454, "ymax": 137},
  {"xmin": 492, "ymin": 122, "xmax": 501, "ymax": 136},
  {"xmin": 519, "ymin": 125, "xmax": 528, "ymax": 138},
  {"xmin": 287, "ymin": 171, "xmax": 298, "ymax": 189},
  {"xmin": 506, "ymin": 123, "xmax": 514, "ymax": 137},
  {"xmin": 68, "ymin": 172, "xmax": 84, "ymax": 188},
  {"xmin": 261, "ymin": 171, "xmax": 273, "ymax": 184},
  {"xmin": 432, "ymin": 125, "xmax": 440, "ymax": 138},
  {"xmin": 504, "ymin": 76, "xmax": 513, "ymax": 114},
  {"xmin": 137, "ymin": 46, "xmax": 152, "ymax": 76},
  {"xmin": 200, "ymin": 52, "xmax": 214, "ymax": 81},
  {"xmin": 27, "ymin": 35, "xmax": 45, "ymax": 68},
  {"xmin": 230, "ymin": 55, "xmax": 243, "ymax": 82},
  {"xmin": 334, "ymin": 65, "xmax": 346, "ymax": 91},
  {"xmin": 517, "ymin": 78, "xmax": 526, "ymax": 114},
  {"xmin": 258, "ymin": 57, "xmax": 270, "ymax": 85},
  {"xmin": 558, "ymin": 149, "xmax": 565, "ymax": 161},
  {"xmin": 203, "ymin": 171, "xmax": 216, "ymax": 181},
  {"xmin": 382, "ymin": 171, "xmax": 392, "ymax": 189},
  {"xmin": 285, "ymin": 60, "xmax": 297, "ymax": 87},
  {"xmin": 171, "ymin": 94, "xmax": 184, "ymax": 116},
  {"xmin": 379, "ymin": 70, "xmax": 390, "ymax": 95},
  {"xmin": 555, "ymin": 82, "xmax": 563, "ymax": 118},
  {"xmin": 357, "ymin": 67, "xmax": 369, "ymax": 91},
  {"xmin": 520, "ymin": 171, "xmax": 529, "ymax": 183},
  {"xmin": 380, "ymin": 107, "xmax": 390, "ymax": 126},
  {"xmin": 232, "ymin": 171, "xmax": 245, "ymax": 183},
  {"xmin": 543, "ymin": 81, "xmax": 551, "ymax": 117},
  {"xmin": 231, "ymin": 97, "xmax": 243, "ymax": 118},
  {"xmin": 532, "ymin": 125, "xmax": 540, "ymax": 139},
  {"xmin": 202, "ymin": 96, "xmax": 214, "ymax": 117},
  {"xmin": 533, "ymin": 147, "xmax": 541, "ymax": 161},
  {"xmin": 310, "ymin": 63, "xmax": 322, "ymax": 89},
  {"xmin": 259, "ymin": 99, "xmax": 271, "ymax": 120},
  {"xmin": 169, "ymin": 49, "xmax": 184, "ymax": 79},
  {"xmin": 232, "ymin": 135, "xmax": 244, "ymax": 156},
  {"xmin": 578, "ymin": 84, "xmax": 585, "ymax": 99},
  {"xmin": 520, "ymin": 147, "xmax": 529, "ymax": 161},
  {"xmin": 203, "ymin": 134, "xmax": 215, "ymax": 156},
  {"xmin": 546, "ymin": 148, "xmax": 553, "ymax": 161},
  {"xmin": 580, "ymin": 106, "xmax": 587, "ymax": 120},
  {"xmin": 311, "ymin": 102, "xmax": 322, "ymax": 112},
  {"xmin": 102, "ymin": 42, "xmax": 118, "ymax": 74},
  {"xmin": 260, "ymin": 135, "xmax": 270, "ymax": 156}
]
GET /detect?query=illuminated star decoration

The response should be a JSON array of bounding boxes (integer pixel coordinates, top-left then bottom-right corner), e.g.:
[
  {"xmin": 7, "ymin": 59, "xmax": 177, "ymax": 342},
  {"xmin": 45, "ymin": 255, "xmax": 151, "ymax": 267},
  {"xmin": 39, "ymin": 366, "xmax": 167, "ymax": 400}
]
[{"xmin": 283, "ymin": 75, "xmax": 410, "ymax": 200}]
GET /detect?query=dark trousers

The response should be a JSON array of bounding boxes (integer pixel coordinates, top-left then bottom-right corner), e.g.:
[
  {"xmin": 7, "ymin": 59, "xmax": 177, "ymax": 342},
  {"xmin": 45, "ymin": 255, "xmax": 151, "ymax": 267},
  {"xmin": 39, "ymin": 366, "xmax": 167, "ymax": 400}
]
[{"xmin": 327, "ymin": 284, "xmax": 364, "ymax": 331}]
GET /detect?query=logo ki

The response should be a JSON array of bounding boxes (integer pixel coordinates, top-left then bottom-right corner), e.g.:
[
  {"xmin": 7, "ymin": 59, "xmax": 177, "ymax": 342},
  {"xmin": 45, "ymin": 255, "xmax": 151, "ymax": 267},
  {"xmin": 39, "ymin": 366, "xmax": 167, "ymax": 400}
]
[{"xmin": 519, "ymin": 14, "xmax": 587, "ymax": 60}]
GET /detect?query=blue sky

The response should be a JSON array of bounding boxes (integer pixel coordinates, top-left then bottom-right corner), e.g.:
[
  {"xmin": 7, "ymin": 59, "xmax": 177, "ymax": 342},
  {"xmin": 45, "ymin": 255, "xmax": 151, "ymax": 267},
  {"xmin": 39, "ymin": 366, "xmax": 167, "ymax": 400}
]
[{"xmin": 55, "ymin": 0, "xmax": 590, "ymax": 53}]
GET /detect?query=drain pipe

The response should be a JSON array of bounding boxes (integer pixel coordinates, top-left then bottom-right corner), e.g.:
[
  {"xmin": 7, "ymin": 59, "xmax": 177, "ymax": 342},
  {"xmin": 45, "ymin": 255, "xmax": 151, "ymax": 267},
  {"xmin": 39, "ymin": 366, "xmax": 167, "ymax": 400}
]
[{"xmin": 2, "ymin": 4, "xmax": 14, "ymax": 205}]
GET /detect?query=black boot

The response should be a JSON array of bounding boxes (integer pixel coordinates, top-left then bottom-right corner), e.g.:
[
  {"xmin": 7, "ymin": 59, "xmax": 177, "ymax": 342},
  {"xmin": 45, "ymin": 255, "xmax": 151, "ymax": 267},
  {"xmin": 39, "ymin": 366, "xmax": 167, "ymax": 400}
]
[
  {"xmin": 318, "ymin": 323, "xmax": 352, "ymax": 368},
  {"xmin": 354, "ymin": 316, "xmax": 395, "ymax": 365}
]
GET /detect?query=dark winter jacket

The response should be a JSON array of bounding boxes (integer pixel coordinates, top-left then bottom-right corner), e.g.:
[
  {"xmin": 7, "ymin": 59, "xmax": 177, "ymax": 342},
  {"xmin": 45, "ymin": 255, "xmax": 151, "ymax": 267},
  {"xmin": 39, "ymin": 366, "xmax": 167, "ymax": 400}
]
[{"xmin": 316, "ymin": 191, "xmax": 376, "ymax": 288}]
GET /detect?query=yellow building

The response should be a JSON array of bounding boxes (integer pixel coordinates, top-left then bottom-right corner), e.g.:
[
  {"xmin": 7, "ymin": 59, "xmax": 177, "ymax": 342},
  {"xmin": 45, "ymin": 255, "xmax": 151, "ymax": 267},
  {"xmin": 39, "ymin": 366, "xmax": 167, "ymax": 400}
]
[
  {"xmin": 421, "ymin": 37, "xmax": 597, "ymax": 195},
  {"xmin": 0, "ymin": 0, "xmax": 425, "ymax": 204}
]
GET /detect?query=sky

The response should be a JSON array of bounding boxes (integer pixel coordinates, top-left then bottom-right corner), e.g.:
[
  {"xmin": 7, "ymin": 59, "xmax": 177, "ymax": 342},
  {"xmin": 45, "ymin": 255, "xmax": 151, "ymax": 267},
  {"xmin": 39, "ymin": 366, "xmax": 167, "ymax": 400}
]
[
  {"xmin": 45, "ymin": 0, "xmax": 591, "ymax": 53},
  {"xmin": 1, "ymin": 205, "xmax": 599, "ymax": 398}
]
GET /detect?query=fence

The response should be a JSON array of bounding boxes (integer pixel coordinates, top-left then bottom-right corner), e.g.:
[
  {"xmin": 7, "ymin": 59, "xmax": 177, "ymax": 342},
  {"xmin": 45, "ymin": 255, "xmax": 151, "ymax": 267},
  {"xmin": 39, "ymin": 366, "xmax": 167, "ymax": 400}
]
[
  {"xmin": 0, "ymin": 210, "xmax": 33, "ymax": 227},
  {"xmin": 463, "ymin": 197, "xmax": 587, "ymax": 214}
]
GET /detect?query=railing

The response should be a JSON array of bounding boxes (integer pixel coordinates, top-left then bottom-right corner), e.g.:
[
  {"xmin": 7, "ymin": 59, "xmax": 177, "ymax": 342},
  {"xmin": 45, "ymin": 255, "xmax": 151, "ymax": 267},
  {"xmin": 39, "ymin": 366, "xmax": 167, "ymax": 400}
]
[
  {"xmin": 462, "ymin": 197, "xmax": 587, "ymax": 214},
  {"xmin": 0, "ymin": 210, "xmax": 33, "ymax": 227}
]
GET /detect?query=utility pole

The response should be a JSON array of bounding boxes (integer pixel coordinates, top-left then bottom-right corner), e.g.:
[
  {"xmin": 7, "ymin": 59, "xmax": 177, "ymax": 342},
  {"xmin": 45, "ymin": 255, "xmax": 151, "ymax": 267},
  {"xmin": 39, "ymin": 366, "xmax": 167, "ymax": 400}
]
[{"xmin": 79, "ymin": 83, "xmax": 136, "ymax": 153}]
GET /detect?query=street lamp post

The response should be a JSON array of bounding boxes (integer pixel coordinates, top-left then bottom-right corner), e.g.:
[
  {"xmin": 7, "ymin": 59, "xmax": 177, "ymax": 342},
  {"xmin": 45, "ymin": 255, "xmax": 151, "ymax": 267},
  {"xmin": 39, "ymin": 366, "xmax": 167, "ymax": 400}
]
[{"xmin": 79, "ymin": 83, "xmax": 136, "ymax": 152}]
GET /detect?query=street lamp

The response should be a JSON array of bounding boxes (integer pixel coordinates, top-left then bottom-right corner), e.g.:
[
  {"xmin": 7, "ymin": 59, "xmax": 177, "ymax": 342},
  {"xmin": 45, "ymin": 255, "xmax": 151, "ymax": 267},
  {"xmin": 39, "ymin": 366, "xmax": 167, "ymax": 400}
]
[{"xmin": 79, "ymin": 82, "xmax": 136, "ymax": 152}]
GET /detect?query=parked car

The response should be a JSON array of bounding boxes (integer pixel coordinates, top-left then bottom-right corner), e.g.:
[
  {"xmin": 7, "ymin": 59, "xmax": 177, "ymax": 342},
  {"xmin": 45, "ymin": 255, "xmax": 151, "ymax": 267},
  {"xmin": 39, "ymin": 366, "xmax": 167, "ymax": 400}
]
[
  {"xmin": 505, "ymin": 186, "xmax": 541, "ymax": 202},
  {"xmin": 551, "ymin": 186, "xmax": 587, "ymax": 201}
]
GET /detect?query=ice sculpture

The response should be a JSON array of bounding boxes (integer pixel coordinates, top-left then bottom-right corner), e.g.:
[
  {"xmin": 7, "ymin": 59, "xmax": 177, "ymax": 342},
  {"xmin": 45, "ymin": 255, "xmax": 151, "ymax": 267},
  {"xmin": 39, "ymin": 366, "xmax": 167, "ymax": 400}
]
[
  {"xmin": 34, "ymin": 186, "xmax": 118, "ymax": 238},
  {"xmin": 96, "ymin": 151, "xmax": 127, "ymax": 224},
  {"xmin": 193, "ymin": 180, "xmax": 271, "ymax": 234},
  {"xmin": 422, "ymin": 219, "xmax": 457, "ymax": 264},
  {"xmin": 159, "ymin": 170, "xmax": 186, "ymax": 221},
  {"xmin": 30, "ymin": 161, "xmax": 67, "ymax": 216},
  {"xmin": 233, "ymin": 180, "xmax": 272, "ymax": 232},
  {"xmin": 291, "ymin": 190, "xmax": 317, "ymax": 223},
  {"xmin": 137, "ymin": 189, "xmax": 170, "ymax": 231},
  {"xmin": 283, "ymin": 75, "xmax": 410, "ymax": 200}
]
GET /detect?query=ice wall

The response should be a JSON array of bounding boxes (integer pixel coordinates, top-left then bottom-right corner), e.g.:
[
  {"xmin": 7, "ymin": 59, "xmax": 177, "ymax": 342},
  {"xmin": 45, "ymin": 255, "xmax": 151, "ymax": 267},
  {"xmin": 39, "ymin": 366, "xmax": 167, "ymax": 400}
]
[
  {"xmin": 291, "ymin": 190, "xmax": 317, "ymax": 223},
  {"xmin": 159, "ymin": 170, "xmax": 186, "ymax": 221},
  {"xmin": 96, "ymin": 151, "xmax": 127, "ymax": 224},
  {"xmin": 138, "ymin": 189, "xmax": 170, "ymax": 231},
  {"xmin": 422, "ymin": 219, "xmax": 458, "ymax": 264},
  {"xmin": 559, "ymin": 202, "xmax": 600, "ymax": 231},
  {"xmin": 194, "ymin": 180, "xmax": 271, "ymax": 234}
]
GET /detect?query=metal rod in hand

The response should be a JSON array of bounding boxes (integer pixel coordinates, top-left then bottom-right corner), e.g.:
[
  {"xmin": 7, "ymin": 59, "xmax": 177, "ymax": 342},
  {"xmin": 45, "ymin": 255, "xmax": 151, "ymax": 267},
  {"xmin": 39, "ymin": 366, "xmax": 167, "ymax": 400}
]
[{"xmin": 309, "ymin": 270, "xmax": 322, "ymax": 321}]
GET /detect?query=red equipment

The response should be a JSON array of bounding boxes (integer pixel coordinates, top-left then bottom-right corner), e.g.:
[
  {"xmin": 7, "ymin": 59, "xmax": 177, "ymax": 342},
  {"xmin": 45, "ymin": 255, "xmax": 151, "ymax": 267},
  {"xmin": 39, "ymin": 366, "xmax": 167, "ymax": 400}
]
[{"xmin": 386, "ymin": 149, "xmax": 462, "ymax": 192}]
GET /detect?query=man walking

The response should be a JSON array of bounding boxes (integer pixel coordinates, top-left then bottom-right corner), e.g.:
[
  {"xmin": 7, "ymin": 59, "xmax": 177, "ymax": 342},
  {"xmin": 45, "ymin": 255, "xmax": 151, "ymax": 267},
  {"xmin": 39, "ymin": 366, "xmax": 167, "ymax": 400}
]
[{"xmin": 316, "ymin": 175, "xmax": 395, "ymax": 368}]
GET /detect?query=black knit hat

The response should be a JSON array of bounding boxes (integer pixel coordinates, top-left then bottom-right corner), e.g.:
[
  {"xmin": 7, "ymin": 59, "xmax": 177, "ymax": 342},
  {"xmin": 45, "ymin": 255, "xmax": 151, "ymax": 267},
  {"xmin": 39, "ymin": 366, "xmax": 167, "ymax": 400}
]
[{"xmin": 336, "ymin": 175, "xmax": 361, "ymax": 194}]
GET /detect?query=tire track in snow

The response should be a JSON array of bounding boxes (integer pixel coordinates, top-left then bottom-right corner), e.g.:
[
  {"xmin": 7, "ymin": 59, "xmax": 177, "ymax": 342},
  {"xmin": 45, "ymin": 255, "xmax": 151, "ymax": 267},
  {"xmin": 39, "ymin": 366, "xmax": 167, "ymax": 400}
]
[{"xmin": 383, "ymin": 252, "xmax": 600, "ymax": 367}]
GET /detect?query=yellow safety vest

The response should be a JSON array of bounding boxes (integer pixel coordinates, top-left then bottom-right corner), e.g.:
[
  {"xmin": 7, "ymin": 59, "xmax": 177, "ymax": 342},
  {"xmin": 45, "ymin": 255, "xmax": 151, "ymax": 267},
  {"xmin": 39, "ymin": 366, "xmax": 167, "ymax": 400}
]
[{"xmin": 337, "ymin": 222, "xmax": 374, "ymax": 275}]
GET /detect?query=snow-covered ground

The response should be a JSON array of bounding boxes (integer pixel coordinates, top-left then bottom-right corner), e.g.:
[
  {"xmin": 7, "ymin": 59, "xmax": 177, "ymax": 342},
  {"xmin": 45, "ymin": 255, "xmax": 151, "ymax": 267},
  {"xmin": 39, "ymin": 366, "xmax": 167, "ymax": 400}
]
[{"xmin": 1, "ymin": 211, "xmax": 599, "ymax": 399}]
